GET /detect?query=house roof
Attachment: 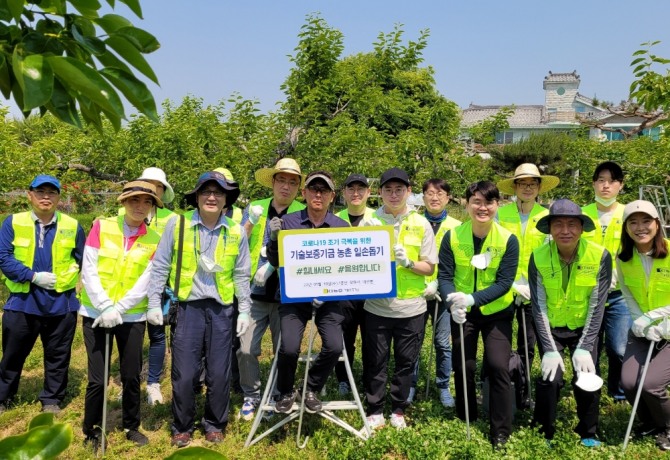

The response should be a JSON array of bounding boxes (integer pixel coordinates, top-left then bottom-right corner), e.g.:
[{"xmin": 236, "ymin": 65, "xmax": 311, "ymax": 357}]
[
  {"xmin": 461, "ymin": 104, "xmax": 545, "ymax": 128},
  {"xmin": 543, "ymin": 71, "xmax": 580, "ymax": 89}
]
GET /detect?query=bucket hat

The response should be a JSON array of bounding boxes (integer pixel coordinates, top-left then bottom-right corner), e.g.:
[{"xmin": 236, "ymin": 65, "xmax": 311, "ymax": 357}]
[
  {"xmin": 536, "ymin": 199, "xmax": 595, "ymax": 234},
  {"xmin": 497, "ymin": 163, "xmax": 559, "ymax": 195},
  {"xmin": 255, "ymin": 158, "xmax": 304, "ymax": 189},
  {"xmin": 137, "ymin": 167, "xmax": 174, "ymax": 204},
  {"xmin": 117, "ymin": 180, "xmax": 164, "ymax": 208}
]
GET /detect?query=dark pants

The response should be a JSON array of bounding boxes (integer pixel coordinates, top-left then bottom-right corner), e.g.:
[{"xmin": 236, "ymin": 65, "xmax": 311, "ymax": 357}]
[
  {"xmin": 411, "ymin": 299, "xmax": 452, "ymax": 390},
  {"xmin": 533, "ymin": 327, "xmax": 600, "ymax": 440},
  {"xmin": 0, "ymin": 310, "xmax": 77, "ymax": 406},
  {"xmin": 82, "ymin": 317, "xmax": 145, "ymax": 437},
  {"xmin": 276, "ymin": 302, "xmax": 343, "ymax": 394},
  {"xmin": 171, "ymin": 299, "xmax": 233, "ymax": 435},
  {"xmin": 335, "ymin": 299, "xmax": 365, "ymax": 383},
  {"xmin": 147, "ymin": 322, "xmax": 166, "ymax": 385},
  {"xmin": 363, "ymin": 311, "xmax": 424, "ymax": 415},
  {"xmin": 621, "ymin": 334, "xmax": 670, "ymax": 430},
  {"xmin": 516, "ymin": 301, "xmax": 536, "ymax": 390},
  {"xmin": 452, "ymin": 306, "xmax": 513, "ymax": 439},
  {"xmin": 596, "ymin": 291, "xmax": 631, "ymax": 399}
]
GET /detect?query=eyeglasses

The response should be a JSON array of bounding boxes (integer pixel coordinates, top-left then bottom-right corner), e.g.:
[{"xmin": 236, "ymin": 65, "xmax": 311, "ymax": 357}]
[
  {"xmin": 381, "ymin": 187, "xmax": 407, "ymax": 196},
  {"xmin": 198, "ymin": 189, "xmax": 225, "ymax": 198},
  {"xmin": 515, "ymin": 181, "xmax": 539, "ymax": 190},
  {"xmin": 469, "ymin": 200, "xmax": 497, "ymax": 209},
  {"xmin": 424, "ymin": 191, "xmax": 447, "ymax": 199},
  {"xmin": 31, "ymin": 189, "xmax": 59, "ymax": 198},
  {"xmin": 346, "ymin": 186, "xmax": 368, "ymax": 195},
  {"xmin": 307, "ymin": 185, "xmax": 332, "ymax": 195},
  {"xmin": 274, "ymin": 177, "xmax": 300, "ymax": 188}
]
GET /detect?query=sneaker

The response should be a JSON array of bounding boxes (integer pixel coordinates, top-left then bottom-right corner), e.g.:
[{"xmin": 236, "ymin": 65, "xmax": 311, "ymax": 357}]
[
  {"xmin": 146, "ymin": 383, "xmax": 163, "ymax": 406},
  {"xmin": 390, "ymin": 409, "xmax": 407, "ymax": 430},
  {"xmin": 580, "ymin": 437, "xmax": 601, "ymax": 448},
  {"xmin": 439, "ymin": 388, "xmax": 455, "ymax": 408},
  {"xmin": 656, "ymin": 430, "xmax": 670, "ymax": 451},
  {"xmin": 364, "ymin": 413, "xmax": 386, "ymax": 430},
  {"xmin": 491, "ymin": 434, "xmax": 508, "ymax": 451},
  {"xmin": 238, "ymin": 398, "xmax": 258, "ymax": 421},
  {"xmin": 407, "ymin": 386, "xmax": 416, "ymax": 403},
  {"xmin": 171, "ymin": 432, "xmax": 191, "ymax": 448},
  {"xmin": 205, "ymin": 431, "xmax": 224, "ymax": 443},
  {"xmin": 41, "ymin": 404, "xmax": 61, "ymax": 414},
  {"xmin": 84, "ymin": 429, "xmax": 103, "ymax": 453},
  {"xmin": 304, "ymin": 390, "xmax": 322, "ymax": 413},
  {"xmin": 125, "ymin": 429, "xmax": 148, "ymax": 446},
  {"xmin": 275, "ymin": 391, "xmax": 297, "ymax": 413},
  {"xmin": 338, "ymin": 381, "xmax": 351, "ymax": 396}
]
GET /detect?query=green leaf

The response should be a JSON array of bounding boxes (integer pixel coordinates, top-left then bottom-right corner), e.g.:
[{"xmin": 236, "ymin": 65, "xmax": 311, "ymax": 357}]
[
  {"xmin": 101, "ymin": 67, "xmax": 158, "ymax": 121},
  {"xmin": 68, "ymin": 0, "xmax": 101, "ymax": 18},
  {"xmin": 78, "ymin": 94, "xmax": 104, "ymax": 130},
  {"xmin": 38, "ymin": 0, "xmax": 67, "ymax": 15},
  {"xmin": 105, "ymin": 35, "xmax": 158, "ymax": 84},
  {"xmin": 72, "ymin": 24, "xmax": 106, "ymax": 55},
  {"xmin": 47, "ymin": 79, "xmax": 83, "ymax": 128},
  {"xmin": 115, "ymin": 26, "xmax": 159, "ymax": 53},
  {"xmin": 630, "ymin": 57, "xmax": 646, "ymax": 66},
  {"xmin": 632, "ymin": 49, "xmax": 648, "ymax": 56},
  {"xmin": 118, "ymin": 0, "xmax": 142, "ymax": 19},
  {"xmin": 18, "ymin": 54, "xmax": 54, "ymax": 110},
  {"xmin": 101, "ymin": 106, "xmax": 121, "ymax": 131},
  {"xmin": 0, "ymin": 423, "xmax": 73, "ymax": 458},
  {"xmin": 94, "ymin": 13, "xmax": 132, "ymax": 34},
  {"xmin": 164, "ymin": 446, "xmax": 227, "ymax": 459},
  {"xmin": 95, "ymin": 49, "xmax": 132, "ymax": 73},
  {"xmin": 0, "ymin": 53, "xmax": 12, "ymax": 99},
  {"xmin": 5, "ymin": 0, "xmax": 23, "ymax": 23},
  {"xmin": 47, "ymin": 55, "xmax": 125, "ymax": 118},
  {"xmin": 29, "ymin": 413, "xmax": 54, "ymax": 430}
]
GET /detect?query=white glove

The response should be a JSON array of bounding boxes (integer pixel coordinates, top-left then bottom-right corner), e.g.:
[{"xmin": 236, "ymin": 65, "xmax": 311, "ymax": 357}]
[
  {"xmin": 253, "ymin": 262, "xmax": 275, "ymax": 287},
  {"xmin": 393, "ymin": 244, "xmax": 412, "ymax": 269},
  {"xmin": 269, "ymin": 217, "xmax": 282, "ymax": 241},
  {"xmin": 92, "ymin": 306, "xmax": 123, "ymax": 328},
  {"xmin": 362, "ymin": 217, "xmax": 383, "ymax": 226},
  {"xmin": 632, "ymin": 315, "xmax": 653, "ymax": 337},
  {"xmin": 236, "ymin": 313, "xmax": 250, "ymax": 337},
  {"xmin": 32, "ymin": 272, "xmax": 57, "ymax": 290},
  {"xmin": 572, "ymin": 348, "xmax": 595, "ymax": 374},
  {"xmin": 451, "ymin": 306, "xmax": 467, "ymax": 324},
  {"xmin": 146, "ymin": 307, "xmax": 163, "ymax": 326},
  {"xmin": 249, "ymin": 205, "xmax": 264, "ymax": 225},
  {"xmin": 541, "ymin": 351, "xmax": 565, "ymax": 381},
  {"xmin": 660, "ymin": 317, "xmax": 670, "ymax": 340},
  {"xmin": 645, "ymin": 325, "xmax": 663, "ymax": 342},
  {"xmin": 423, "ymin": 280, "xmax": 438, "ymax": 300},
  {"xmin": 446, "ymin": 292, "xmax": 475, "ymax": 311},
  {"xmin": 512, "ymin": 282, "xmax": 531, "ymax": 301}
]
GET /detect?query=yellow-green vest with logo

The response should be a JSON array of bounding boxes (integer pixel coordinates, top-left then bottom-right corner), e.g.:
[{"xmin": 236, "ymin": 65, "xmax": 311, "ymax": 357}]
[
  {"xmin": 497, "ymin": 202, "xmax": 548, "ymax": 281},
  {"xmin": 582, "ymin": 203, "xmax": 624, "ymax": 284},
  {"xmin": 425, "ymin": 214, "xmax": 462, "ymax": 284},
  {"xmin": 80, "ymin": 216, "xmax": 160, "ymax": 314},
  {"xmin": 248, "ymin": 197, "xmax": 304, "ymax": 275},
  {"xmin": 119, "ymin": 207, "xmax": 177, "ymax": 236},
  {"xmin": 618, "ymin": 239, "xmax": 670, "ymax": 313},
  {"xmin": 170, "ymin": 210, "xmax": 241, "ymax": 304},
  {"xmin": 7, "ymin": 211, "xmax": 79, "ymax": 293},
  {"xmin": 230, "ymin": 206, "xmax": 243, "ymax": 224},
  {"xmin": 336, "ymin": 207, "xmax": 375, "ymax": 226},
  {"xmin": 533, "ymin": 238, "xmax": 605, "ymax": 329},
  {"xmin": 451, "ymin": 221, "xmax": 514, "ymax": 315},
  {"xmin": 395, "ymin": 212, "xmax": 429, "ymax": 299}
]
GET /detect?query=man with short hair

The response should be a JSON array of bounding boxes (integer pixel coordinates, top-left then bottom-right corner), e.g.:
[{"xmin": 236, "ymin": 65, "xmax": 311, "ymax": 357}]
[
  {"xmin": 581, "ymin": 161, "xmax": 630, "ymax": 402},
  {"xmin": 237, "ymin": 158, "xmax": 305, "ymax": 420},
  {"xmin": 0, "ymin": 175, "xmax": 86, "ymax": 414},
  {"xmin": 530, "ymin": 199, "xmax": 610, "ymax": 447}
]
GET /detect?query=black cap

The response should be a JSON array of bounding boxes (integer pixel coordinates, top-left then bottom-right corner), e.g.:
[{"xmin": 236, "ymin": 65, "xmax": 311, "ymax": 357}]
[
  {"xmin": 536, "ymin": 199, "xmax": 596, "ymax": 234},
  {"xmin": 592, "ymin": 161, "xmax": 624, "ymax": 182},
  {"xmin": 343, "ymin": 173, "xmax": 369, "ymax": 187},
  {"xmin": 380, "ymin": 167, "xmax": 410, "ymax": 187}
]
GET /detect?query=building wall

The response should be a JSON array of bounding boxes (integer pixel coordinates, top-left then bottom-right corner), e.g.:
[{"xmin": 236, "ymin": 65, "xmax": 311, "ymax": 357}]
[{"xmin": 545, "ymin": 81, "xmax": 579, "ymax": 112}]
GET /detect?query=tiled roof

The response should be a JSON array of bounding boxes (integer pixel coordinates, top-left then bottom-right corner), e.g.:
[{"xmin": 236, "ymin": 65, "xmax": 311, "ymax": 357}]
[
  {"xmin": 461, "ymin": 104, "xmax": 545, "ymax": 128},
  {"xmin": 543, "ymin": 71, "xmax": 580, "ymax": 88}
]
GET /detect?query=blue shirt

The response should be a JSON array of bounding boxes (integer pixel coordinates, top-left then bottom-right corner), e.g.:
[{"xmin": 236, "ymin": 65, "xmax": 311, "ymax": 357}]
[{"xmin": 0, "ymin": 212, "xmax": 86, "ymax": 316}]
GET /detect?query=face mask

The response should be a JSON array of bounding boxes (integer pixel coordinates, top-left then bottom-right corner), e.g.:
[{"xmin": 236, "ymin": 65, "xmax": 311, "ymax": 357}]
[
  {"xmin": 470, "ymin": 251, "xmax": 492, "ymax": 270},
  {"xmin": 595, "ymin": 196, "xmax": 617, "ymax": 207},
  {"xmin": 199, "ymin": 254, "xmax": 223, "ymax": 273}
]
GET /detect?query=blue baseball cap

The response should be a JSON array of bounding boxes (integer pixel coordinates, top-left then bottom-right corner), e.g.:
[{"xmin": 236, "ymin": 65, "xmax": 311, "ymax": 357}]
[{"xmin": 29, "ymin": 175, "xmax": 61, "ymax": 192}]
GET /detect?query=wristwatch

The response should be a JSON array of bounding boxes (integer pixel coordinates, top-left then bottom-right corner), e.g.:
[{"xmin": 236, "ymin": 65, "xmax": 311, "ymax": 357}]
[{"xmin": 408, "ymin": 260, "xmax": 415, "ymax": 270}]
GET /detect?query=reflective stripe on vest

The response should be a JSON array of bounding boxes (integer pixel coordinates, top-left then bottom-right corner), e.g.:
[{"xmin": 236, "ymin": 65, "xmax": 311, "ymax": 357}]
[
  {"xmin": 533, "ymin": 239, "xmax": 605, "ymax": 329},
  {"xmin": 451, "ymin": 221, "xmax": 514, "ymax": 315},
  {"xmin": 618, "ymin": 239, "xmax": 670, "ymax": 313},
  {"xmin": 497, "ymin": 203, "xmax": 548, "ymax": 281},
  {"xmin": 396, "ymin": 212, "xmax": 429, "ymax": 299},
  {"xmin": 7, "ymin": 211, "xmax": 79, "ymax": 293},
  {"xmin": 80, "ymin": 216, "xmax": 160, "ymax": 314},
  {"xmin": 335, "ymin": 207, "xmax": 375, "ymax": 226},
  {"xmin": 425, "ymin": 214, "xmax": 461, "ymax": 283},
  {"xmin": 170, "ymin": 210, "xmax": 241, "ymax": 304}
]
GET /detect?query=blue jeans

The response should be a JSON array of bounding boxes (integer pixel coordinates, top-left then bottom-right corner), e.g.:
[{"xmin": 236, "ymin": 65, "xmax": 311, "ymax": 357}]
[
  {"xmin": 411, "ymin": 299, "xmax": 452, "ymax": 390},
  {"xmin": 598, "ymin": 291, "xmax": 632, "ymax": 399},
  {"xmin": 147, "ymin": 323, "xmax": 166, "ymax": 385}
]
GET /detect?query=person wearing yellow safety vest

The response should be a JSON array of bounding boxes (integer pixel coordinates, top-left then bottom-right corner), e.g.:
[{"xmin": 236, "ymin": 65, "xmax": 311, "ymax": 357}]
[
  {"xmin": 496, "ymin": 163, "xmax": 559, "ymax": 409},
  {"xmin": 80, "ymin": 181, "xmax": 164, "ymax": 451},
  {"xmin": 0, "ymin": 175, "xmax": 85, "ymax": 415},
  {"xmin": 529, "ymin": 199, "xmax": 610, "ymax": 448},
  {"xmin": 581, "ymin": 161, "xmax": 630, "ymax": 402},
  {"xmin": 362, "ymin": 168, "xmax": 437, "ymax": 431},
  {"xmin": 408, "ymin": 178, "xmax": 461, "ymax": 407},
  {"xmin": 438, "ymin": 181, "xmax": 519, "ymax": 450},
  {"xmin": 147, "ymin": 171, "xmax": 251, "ymax": 448},
  {"xmin": 618, "ymin": 200, "xmax": 670, "ymax": 451},
  {"xmin": 332, "ymin": 173, "xmax": 376, "ymax": 396},
  {"xmin": 237, "ymin": 158, "xmax": 305, "ymax": 421}
]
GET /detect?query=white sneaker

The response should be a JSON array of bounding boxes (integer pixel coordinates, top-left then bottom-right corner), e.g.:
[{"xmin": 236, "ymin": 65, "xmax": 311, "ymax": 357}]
[
  {"xmin": 390, "ymin": 410, "xmax": 407, "ymax": 430},
  {"xmin": 146, "ymin": 383, "xmax": 163, "ymax": 405},
  {"xmin": 365, "ymin": 413, "xmax": 386, "ymax": 431},
  {"xmin": 238, "ymin": 398, "xmax": 258, "ymax": 421}
]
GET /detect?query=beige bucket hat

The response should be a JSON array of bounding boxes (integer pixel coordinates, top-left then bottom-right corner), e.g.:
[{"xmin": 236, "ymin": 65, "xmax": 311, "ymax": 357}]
[
  {"xmin": 497, "ymin": 163, "xmax": 560, "ymax": 195},
  {"xmin": 255, "ymin": 158, "xmax": 304, "ymax": 189}
]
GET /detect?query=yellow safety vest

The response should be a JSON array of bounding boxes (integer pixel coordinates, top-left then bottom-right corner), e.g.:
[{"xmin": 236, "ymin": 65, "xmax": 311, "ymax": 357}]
[
  {"xmin": 497, "ymin": 202, "xmax": 548, "ymax": 281},
  {"xmin": 7, "ymin": 211, "xmax": 80, "ymax": 293},
  {"xmin": 230, "ymin": 206, "xmax": 243, "ymax": 224},
  {"xmin": 119, "ymin": 206, "xmax": 176, "ymax": 236},
  {"xmin": 396, "ymin": 212, "xmax": 430, "ymax": 299},
  {"xmin": 533, "ymin": 239, "xmax": 605, "ymax": 329},
  {"xmin": 451, "ymin": 221, "xmax": 514, "ymax": 315},
  {"xmin": 170, "ymin": 210, "xmax": 241, "ymax": 304},
  {"xmin": 80, "ymin": 216, "xmax": 160, "ymax": 314},
  {"xmin": 335, "ymin": 207, "xmax": 375, "ymax": 226},
  {"xmin": 618, "ymin": 240, "xmax": 670, "ymax": 313},
  {"xmin": 582, "ymin": 202, "xmax": 624, "ymax": 281},
  {"xmin": 248, "ymin": 197, "xmax": 304, "ymax": 275},
  {"xmin": 425, "ymin": 214, "xmax": 462, "ymax": 284}
]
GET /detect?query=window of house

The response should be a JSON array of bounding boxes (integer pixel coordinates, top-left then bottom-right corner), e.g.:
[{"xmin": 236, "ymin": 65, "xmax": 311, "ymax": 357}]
[{"xmin": 495, "ymin": 131, "xmax": 514, "ymax": 144}]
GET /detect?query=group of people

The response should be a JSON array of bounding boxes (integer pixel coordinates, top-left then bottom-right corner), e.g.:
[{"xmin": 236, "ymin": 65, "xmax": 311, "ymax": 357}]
[{"xmin": 0, "ymin": 157, "xmax": 668, "ymax": 453}]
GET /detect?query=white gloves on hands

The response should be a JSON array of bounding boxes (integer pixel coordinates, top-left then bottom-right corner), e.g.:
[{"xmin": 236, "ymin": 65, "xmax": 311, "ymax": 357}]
[
  {"xmin": 393, "ymin": 244, "xmax": 412, "ymax": 269},
  {"xmin": 632, "ymin": 314, "xmax": 653, "ymax": 337},
  {"xmin": 424, "ymin": 280, "xmax": 439, "ymax": 300},
  {"xmin": 32, "ymin": 272, "xmax": 57, "ymax": 290},
  {"xmin": 446, "ymin": 292, "xmax": 475, "ymax": 310},
  {"xmin": 645, "ymin": 325, "xmax": 663, "ymax": 342},
  {"xmin": 269, "ymin": 217, "xmax": 282, "ymax": 241},
  {"xmin": 249, "ymin": 205, "xmax": 264, "ymax": 225},
  {"xmin": 253, "ymin": 262, "xmax": 276, "ymax": 287},
  {"xmin": 146, "ymin": 307, "xmax": 163, "ymax": 326},
  {"xmin": 512, "ymin": 282, "xmax": 531, "ymax": 301},
  {"xmin": 541, "ymin": 351, "xmax": 565, "ymax": 381},
  {"xmin": 236, "ymin": 313, "xmax": 250, "ymax": 337},
  {"xmin": 572, "ymin": 348, "xmax": 595, "ymax": 374},
  {"xmin": 451, "ymin": 306, "xmax": 467, "ymax": 324},
  {"xmin": 93, "ymin": 306, "xmax": 123, "ymax": 328}
]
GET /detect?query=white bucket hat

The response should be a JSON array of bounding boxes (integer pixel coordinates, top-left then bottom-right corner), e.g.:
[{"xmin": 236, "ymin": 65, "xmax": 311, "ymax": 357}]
[
  {"xmin": 137, "ymin": 167, "xmax": 174, "ymax": 204},
  {"xmin": 497, "ymin": 163, "xmax": 560, "ymax": 195}
]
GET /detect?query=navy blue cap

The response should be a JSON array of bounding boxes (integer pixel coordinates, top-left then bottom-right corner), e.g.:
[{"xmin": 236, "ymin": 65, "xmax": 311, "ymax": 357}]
[
  {"xmin": 30, "ymin": 175, "xmax": 61, "ymax": 192},
  {"xmin": 380, "ymin": 168, "xmax": 410, "ymax": 187},
  {"xmin": 536, "ymin": 199, "xmax": 596, "ymax": 234},
  {"xmin": 184, "ymin": 171, "xmax": 240, "ymax": 208}
]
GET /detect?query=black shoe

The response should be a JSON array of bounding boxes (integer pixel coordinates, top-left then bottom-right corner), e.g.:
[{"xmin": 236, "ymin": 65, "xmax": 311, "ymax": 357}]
[
  {"xmin": 491, "ymin": 434, "xmax": 508, "ymax": 451},
  {"xmin": 656, "ymin": 430, "xmax": 670, "ymax": 451},
  {"xmin": 635, "ymin": 423, "xmax": 663, "ymax": 438},
  {"xmin": 84, "ymin": 430, "xmax": 103, "ymax": 454},
  {"xmin": 275, "ymin": 391, "xmax": 297, "ymax": 413},
  {"xmin": 304, "ymin": 390, "xmax": 322, "ymax": 413},
  {"xmin": 125, "ymin": 429, "xmax": 149, "ymax": 446}
]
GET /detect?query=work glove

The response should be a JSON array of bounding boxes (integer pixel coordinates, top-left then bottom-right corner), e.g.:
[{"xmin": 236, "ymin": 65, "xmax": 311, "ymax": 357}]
[
  {"xmin": 450, "ymin": 305, "xmax": 467, "ymax": 324},
  {"xmin": 249, "ymin": 205, "xmax": 264, "ymax": 225},
  {"xmin": 269, "ymin": 217, "xmax": 282, "ymax": 241},
  {"xmin": 32, "ymin": 272, "xmax": 57, "ymax": 290},
  {"xmin": 253, "ymin": 262, "xmax": 275, "ymax": 287},
  {"xmin": 423, "ymin": 280, "xmax": 439, "ymax": 300},
  {"xmin": 541, "ymin": 351, "xmax": 564, "ymax": 381},
  {"xmin": 236, "ymin": 313, "xmax": 250, "ymax": 337},
  {"xmin": 645, "ymin": 325, "xmax": 663, "ymax": 342},
  {"xmin": 93, "ymin": 305, "xmax": 123, "ymax": 328},
  {"xmin": 512, "ymin": 282, "xmax": 531, "ymax": 301},
  {"xmin": 446, "ymin": 292, "xmax": 475, "ymax": 311},
  {"xmin": 312, "ymin": 299, "xmax": 325, "ymax": 309},
  {"xmin": 146, "ymin": 307, "xmax": 163, "ymax": 326},
  {"xmin": 631, "ymin": 314, "xmax": 653, "ymax": 338},
  {"xmin": 660, "ymin": 317, "xmax": 670, "ymax": 340},
  {"xmin": 362, "ymin": 216, "xmax": 383, "ymax": 226},
  {"xmin": 572, "ymin": 348, "xmax": 595, "ymax": 374},
  {"xmin": 393, "ymin": 244, "xmax": 412, "ymax": 269}
]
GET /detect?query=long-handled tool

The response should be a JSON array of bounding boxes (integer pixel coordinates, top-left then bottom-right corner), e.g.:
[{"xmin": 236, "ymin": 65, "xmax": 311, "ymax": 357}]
[
  {"xmin": 101, "ymin": 330, "xmax": 110, "ymax": 457},
  {"xmin": 425, "ymin": 297, "xmax": 440, "ymax": 399},
  {"xmin": 623, "ymin": 340, "xmax": 655, "ymax": 451},
  {"xmin": 297, "ymin": 306, "xmax": 319, "ymax": 448},
  {"xmin": 520, "ymin": 307, "xmax": 533, "ymax": 406},
  {"xmin": 459, "ymin": 322, "xmax": 470, "ymax": 440}
]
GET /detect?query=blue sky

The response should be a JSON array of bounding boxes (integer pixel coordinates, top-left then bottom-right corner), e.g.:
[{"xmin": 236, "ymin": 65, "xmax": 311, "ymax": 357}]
[{"xmin": 5, "ymin": 0, "xmax": 670, "ymax": 117}]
